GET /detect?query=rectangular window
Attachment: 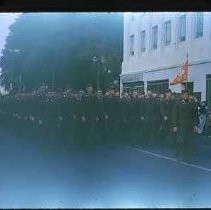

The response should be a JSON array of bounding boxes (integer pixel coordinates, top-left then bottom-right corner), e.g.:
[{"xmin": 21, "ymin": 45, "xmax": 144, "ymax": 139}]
[
  {"xmin": 151, "ymin": 25, "xmax": 158, "ymax": 49},
  {"xmin": 141, "ymin": 30, "xmax": 146, "ymax": 52},
  {"xmin": 164, "ymin": 20, "xmax": 171, "ymax": 45},
  {"xmin": 129, "ymin": 35, "xmax": 134, "ymax": 56},
  {"xmin": 147, "ymin": 79, "xmax": 169, "ymax": 94},
  {"xmin": 179, "ymin": 15, "xmax": 186, "ymax": 42},
  {"xmin": 131, "ymin": 14, "xmax": 135, "ymax": 21},
  {"xmin": 195, "ymin": 12, "xmax": 203, "ymax": 38}
]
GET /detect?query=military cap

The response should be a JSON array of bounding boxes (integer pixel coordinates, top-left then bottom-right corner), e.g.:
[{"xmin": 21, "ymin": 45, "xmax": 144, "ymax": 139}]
[
  {"xmin": 159, "ymin": 93, "xmax": 165, "ymax": 99},
  {"xmin": 181, "ymin": 89, "xmax": 189, "ymax": 94},
  {"xmin": 105, "ymin": 91, "xmax": 110, "ymax": 97},
  {"xmin": 114, "ymin": 91, "xmax": 120, "ymax": 97},
  {"xmin": 152, "ymin": 93, "xmax": 157, "ymax": 98}
]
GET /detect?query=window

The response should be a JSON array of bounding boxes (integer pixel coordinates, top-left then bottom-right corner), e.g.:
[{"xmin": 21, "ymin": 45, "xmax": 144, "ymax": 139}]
[
  {"xmin": 179, "ymin": 15, "xmax": 186, "ymax": 42},
  {"xmin": 164, "ymin": 20, "xmax": 171, "ymax": 45},
  {"xmin": 131, "ymin": 14, "xmax": 135, "ymax": 21},
  {"xmin": 182, "ymin": 82, "xmax": 193, "ymax": 93},
  {"xmin": 195, "ymin": 12, "xmax": 203, "ymax": 38},
  {"xmin": 151, "ymin": 25, "xmax": 158, "ymax": 50},
  {"xmin": 147, "ymin": 79, "xmax": 169, "ymax": 94},
  {"xmin": 129, "ymin": 35, "xmax": 134, "ymax": 56},
  {"xmin": 141, "ymin": 30, "xmax": 146, "ymax": 52}
]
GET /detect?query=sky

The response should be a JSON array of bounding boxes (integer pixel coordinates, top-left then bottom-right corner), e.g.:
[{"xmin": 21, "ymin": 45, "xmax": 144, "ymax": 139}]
[
  {"xmin": 0, "ymin": 13, "xmax": 20, "ymax": 92},
  {"xmin": 0, "ymin": 13, "xmax": 20, "ymax": 57}
]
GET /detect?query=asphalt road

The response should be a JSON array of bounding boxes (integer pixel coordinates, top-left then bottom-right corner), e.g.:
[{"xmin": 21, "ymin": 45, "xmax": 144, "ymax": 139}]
[{"xmin": 0, "ymin": 129, "xmax": 211, "ymax": 208}]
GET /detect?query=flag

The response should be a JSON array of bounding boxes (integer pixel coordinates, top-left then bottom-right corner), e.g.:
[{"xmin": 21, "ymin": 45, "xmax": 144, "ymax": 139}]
[
  {"xmin": 170, "ymin": 74, "xmax": 182, "ymax": 85},
  {"xmin": 170, "ymin": 54, "xmax": 189, "ymax": 86},
  {"xmin": 180, "ymin": 58, "xmax": 188, "ymax": 82}
]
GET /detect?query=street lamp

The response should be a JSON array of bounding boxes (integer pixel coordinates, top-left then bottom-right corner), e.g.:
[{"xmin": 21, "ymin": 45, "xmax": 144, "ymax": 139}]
[
  {"xmin": 113, "ymin": 79, "xmax": 119, "ymax": 87},
  {"xmin": 92, "ymin": 55, "xmax": 112, "ymax": 91},
  {"xmin": 100, "ymin": 56, "xmax": 105, "ymax": 65},
  {"xmin": 9, "ymin": 49, "xmax": 20, "ymax": 53},
  {"xmin": 92, "ymin": 56, "xmax": 100, "ymax": 90},
  {"xmin": 9, "ymin": 48, "xmax": 21, "ymax": 92},
  {"xmin": 92, "ymin": 56, "xmax": 98, "ymax": 64}
]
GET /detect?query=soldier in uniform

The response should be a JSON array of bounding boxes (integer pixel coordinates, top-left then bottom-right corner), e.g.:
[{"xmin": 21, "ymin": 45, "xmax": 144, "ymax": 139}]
[
  {"xmin": 158, "ymin": 93, "xmax": 166, "ymax": 145},
  {"xmin": 88, "ymin": 89, "xmax": 100, "ymax": 147},
  {"xmin": 151, "ymin": 92, "xmax": 162, "ymax": 145},
  {"xmin": 65, "ymin": 92, "xmax": 76, "ymax": 149},
  {"xmin": 130, "ymin": 90, "xmax": 140, "ymax": 146},
  {"xmin": 137, "ymin": 93, "xmax": 146, "ymax": 146},
  {"xmin": 77, "ymin": 89, "xmax": 87, "ymax": 148},
  {"xmin": 160, "ymin": 89, "xmax": 175, "ymax": 147},
  {"xmin": 113, "ymin": 89, "xmax": 121, "ymax": 145},
  {"xmin": 144, "ymin": 90, "xmax": 159, "ymax": 146},
  {"xmin": 207, "ymin": 111, "xmax": 211, "ymax": 139},
  {"xmin": 71, "ymin": 91, "xmax": 82, "ymax": 147},
  {"xmin": 102, "ymin": 89, "xmax": 113, "ymax": 146},
  {"xmin": 187, "ymin": 94, "xmax": 199, "ymax": 153},
  {"xmin": 119, "ymin": 92, "xmax": 129, "ymax": 145},
  {"xmin": 83, "ymin": 85, "xmax": 95, "ymax": 148},
  {"xmin": 104, "ymin": 89, "xmax": 116, "ymax": 146},
  {"xmin": 95, "ymin": 89, "xmax": 105, "ymax": 147},
  {"xmin": 174, "ymin": 90, "xmax": 198, "ymax": 158},
  {"xmin": 142, "ymin": 90, "xmax": 152, "ymax": 146}
]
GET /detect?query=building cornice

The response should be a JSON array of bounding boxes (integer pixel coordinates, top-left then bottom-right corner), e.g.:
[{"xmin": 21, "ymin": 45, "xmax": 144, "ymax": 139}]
[
  {"xmin": 121, "ymin": 59, "xmax": 211, "ymax": 76},
  {"xmin": 144, "ymin": 59, "xmax": 211, "ymax": 73}
]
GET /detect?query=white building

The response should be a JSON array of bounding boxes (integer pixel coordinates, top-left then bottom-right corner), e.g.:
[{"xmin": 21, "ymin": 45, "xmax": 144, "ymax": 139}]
[{"xmin": 121, "ymin": 12, "xmax": 211, "ymax": 106}]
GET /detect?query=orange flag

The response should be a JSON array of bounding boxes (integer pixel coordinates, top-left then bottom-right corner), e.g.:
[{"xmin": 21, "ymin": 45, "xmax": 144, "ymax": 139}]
[
  {"xmin": 170, "ymin": 74, "xmax": 181, "ymax": 85},
  {"xmin": 170, "ymin": 54, "xmax": 189, "ymax": 86},
  {"xmin": 180, "ymin": 58, "xmax": 188, "ymax": 82}
]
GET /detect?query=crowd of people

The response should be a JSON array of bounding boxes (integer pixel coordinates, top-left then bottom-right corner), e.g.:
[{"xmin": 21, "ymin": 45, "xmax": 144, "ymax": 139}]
[{"xmin": 0, "ymin": 84, "xmax": 208, "ymax": 157}]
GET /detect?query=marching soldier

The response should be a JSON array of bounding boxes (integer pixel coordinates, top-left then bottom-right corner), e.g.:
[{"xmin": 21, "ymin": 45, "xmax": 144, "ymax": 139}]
[
  {"xmin": 174, "ymin": 90, "xmax": 198, "ymax": 158},
  {"xmin": 144, "ymin": 90, "xmax": 157, "ymax": 146},
  {"xmin": 138, "ymin": 93, "xmax": 146, "ymax": 146},
  {"xmin": 0, "ymin": 86, "xmax": 201, "ymax": 158},
  {"xmin": 207, "ymin": 111, "xmax": 211, "ymax": 139},
  {"xmin": 119, "ymin": 92, "xmax": 129, "ymax": 145},
  {"xmin": 104, "ymin": 89, "xmax": 116, "ymax": 146},
  {"xmin": 160, "ymin": 89, "xmax": 175, "ymax": 147},
  {"xmin": 94, "ymin": 90, "xmax": 104, "ymax": 147}
]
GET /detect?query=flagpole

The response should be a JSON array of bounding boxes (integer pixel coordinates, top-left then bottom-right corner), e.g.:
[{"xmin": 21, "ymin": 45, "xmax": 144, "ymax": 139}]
[{"xmin": 186, "ymin": 52, "xmax": 189, "ymax": 91}]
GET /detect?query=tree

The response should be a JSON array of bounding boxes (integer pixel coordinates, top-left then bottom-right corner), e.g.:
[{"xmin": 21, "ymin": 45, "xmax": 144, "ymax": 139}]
[{"xmin": 0, "ymin": 12, "xmax": 123, "ymax": 92}]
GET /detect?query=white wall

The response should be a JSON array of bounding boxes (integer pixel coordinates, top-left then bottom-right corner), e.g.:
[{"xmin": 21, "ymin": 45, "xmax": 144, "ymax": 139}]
[
  {"xmin": 121, "ymin": 12, "xmax": 211, "ymax": 101},
  {"xmin": 142, "ymin": 62, "xmax": 211, "ymax": 101},
  {"xmin": 122, "ymin": 12, "xmax": 211, "ymax": 74}
]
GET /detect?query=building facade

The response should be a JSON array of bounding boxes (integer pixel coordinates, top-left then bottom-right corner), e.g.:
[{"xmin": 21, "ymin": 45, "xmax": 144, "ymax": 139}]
[{"xmin": 121, "ymin": 12, "xmax": 211, "ymax": 106}]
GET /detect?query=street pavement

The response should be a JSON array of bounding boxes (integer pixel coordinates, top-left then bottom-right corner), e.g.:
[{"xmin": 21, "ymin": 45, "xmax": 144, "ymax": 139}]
[{"xmin": 0, "ymin": 129, "xmax": 211, "ymax": 208}]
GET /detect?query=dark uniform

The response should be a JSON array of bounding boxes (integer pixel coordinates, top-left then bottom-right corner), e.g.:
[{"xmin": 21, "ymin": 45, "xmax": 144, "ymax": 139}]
[
  {"xmin": 207, "ymin": 112, "xmax": 211, "ymax": 138},
  {"xmin": 175, "ymin": 95, "xmax": 198, "ymax": 157},
  {"xmin": 138, "ymin": 96, "xmax": 146, "ymax": 145},
  {"xmin": 144, "ymin": 95, "xmax": 158, "ymax": 145},
  {"xmin": 160, "ymin": 96, "xmax": 176, "ymax": 147}
]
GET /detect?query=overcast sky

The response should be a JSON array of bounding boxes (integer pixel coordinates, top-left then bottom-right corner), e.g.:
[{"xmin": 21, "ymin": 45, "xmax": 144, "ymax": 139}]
[{"xmin": 0, "ymin": 13, "xmax": 20, "ymax": 57}]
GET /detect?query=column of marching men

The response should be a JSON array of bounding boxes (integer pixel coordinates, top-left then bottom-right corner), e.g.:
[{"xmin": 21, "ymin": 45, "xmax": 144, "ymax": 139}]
[{"xmin": 0, "ymin": 86, "xmax": 200, "ymax": 157}]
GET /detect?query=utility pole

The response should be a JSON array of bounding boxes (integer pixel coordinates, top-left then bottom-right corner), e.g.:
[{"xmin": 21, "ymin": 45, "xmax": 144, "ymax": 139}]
[
  {"xmin": 19, "ymin": 72, "xmax": 22, "ymax": 92},
  {"xmin": 51, "ymin": 69, "xmax": 55, "ymax": 90}
]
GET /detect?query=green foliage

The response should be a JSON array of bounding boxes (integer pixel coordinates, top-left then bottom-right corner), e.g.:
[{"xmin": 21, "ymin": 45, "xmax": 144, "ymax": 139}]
[{"xmin": 0, "ymin": 13, "xmax": 123, "ymax": 91}]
